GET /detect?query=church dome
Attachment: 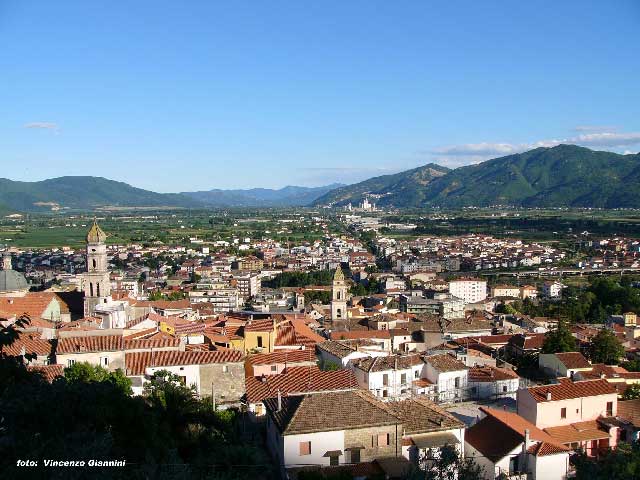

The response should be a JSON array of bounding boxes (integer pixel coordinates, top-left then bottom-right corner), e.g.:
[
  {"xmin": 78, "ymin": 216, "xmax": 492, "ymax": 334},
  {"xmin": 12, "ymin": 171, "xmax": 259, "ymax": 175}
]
[
  {"xmin": 86, "ymin": 219, "xmax": 107, "ymax": 244},
  {"xmin": 333, "ymin": 265, "xmax": 345, "ymax": 281},
  {"xmin": 0, "ymin": 269, "xmax": 29, "ymax": 294}
]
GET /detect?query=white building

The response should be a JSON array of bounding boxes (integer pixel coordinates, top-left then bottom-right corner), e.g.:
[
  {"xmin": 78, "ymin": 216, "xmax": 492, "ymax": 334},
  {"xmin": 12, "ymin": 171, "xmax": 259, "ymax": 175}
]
[
  {"xmin": 350, "ymin": 354, "xmax": 423, "ymax": 400},
  {"xmin": 423, "ymin": 353, "xmax": 469, "ymax": 402},
  {"xmin": 448, "ymin": 278, "xmax": 487, "ymax": 304}
]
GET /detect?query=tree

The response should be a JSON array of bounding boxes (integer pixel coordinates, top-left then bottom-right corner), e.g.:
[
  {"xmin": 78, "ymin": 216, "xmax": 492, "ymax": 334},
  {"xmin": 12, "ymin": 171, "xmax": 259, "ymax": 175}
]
[
  {"xmin": 573, "ymin": 441, "xmax": 640, "ymax": 479},
  {"xmin": 589, "ymin": 328, "xmax": 624, "ymax": 365},
  {"xmin": 623, "ymin": 384, "xmax": 640, "ymax": 400},
  {"xmin": 64, "ymin": 362, "xmax": 133, "ymax": 395},
  {"xmin": 621, "ymin": 360, "xmax": 640, "ymax": 372},
  {"xmin": 542, "ymin": 320, "xmax": 577, "ymax": 354},
  {"xmin": 416, "ymin": 445, "xmax": 483, "ymax": 480}
]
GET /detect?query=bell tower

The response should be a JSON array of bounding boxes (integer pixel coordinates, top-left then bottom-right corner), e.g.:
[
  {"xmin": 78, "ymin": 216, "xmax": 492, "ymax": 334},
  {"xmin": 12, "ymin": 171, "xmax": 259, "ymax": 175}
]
[
  {"xmin": 331, "ymin": 265, "xmax": 348, "ymax": 321},
  {"xmin": 83, "ymin": 218, "xmax": 111, "ymax": 316}
]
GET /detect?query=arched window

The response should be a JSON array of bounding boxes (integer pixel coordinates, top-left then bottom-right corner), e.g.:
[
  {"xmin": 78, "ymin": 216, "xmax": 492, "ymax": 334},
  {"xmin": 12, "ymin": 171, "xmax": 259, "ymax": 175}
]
[
  {"xmin": 337, "ymin": 290, "xmax": 341, "ymax": 300},
  {"xmin": 97, "ymin": 283, "xmax": 101, "ymax": 297},
  {"xmin": 92, "ymin": 259, "xmax": 96, "ymax": 269},
  {"xmin": 336, "ymin": 308, "xmax": 342, "ymax": 318},
  {"xmin": 90, "ymin": 282, "xmax": 94, "ymax": 297}
]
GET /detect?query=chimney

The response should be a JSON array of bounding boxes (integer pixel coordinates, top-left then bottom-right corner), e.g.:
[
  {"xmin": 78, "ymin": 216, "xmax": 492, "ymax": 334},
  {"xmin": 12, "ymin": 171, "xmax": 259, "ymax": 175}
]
[
  {"xmin": 277, "ymin": 389, "xmax": 282, "ymax": 412},
  {"xmin": 546, "ymin": 391, "xmax": 552, "ymax": 401}
]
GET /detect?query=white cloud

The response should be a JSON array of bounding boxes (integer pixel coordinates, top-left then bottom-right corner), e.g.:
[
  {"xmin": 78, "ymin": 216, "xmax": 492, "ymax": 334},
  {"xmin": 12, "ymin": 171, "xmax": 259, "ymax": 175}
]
[
  {"xmin": 429, "ymin": 131, "xmax": 640, "ymax": 165},
  {"xmin": 24, "ymin": 122, "xmax": 59, "ymax": 131},
  {"xmin": 574, "ymin": 125, "xmax": 618, "ymax": 132}
]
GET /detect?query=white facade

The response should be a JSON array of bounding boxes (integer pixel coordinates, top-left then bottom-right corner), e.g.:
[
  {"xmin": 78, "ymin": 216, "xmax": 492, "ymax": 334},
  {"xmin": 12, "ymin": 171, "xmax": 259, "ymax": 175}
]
[{"xmin": 448, "ymin": 279, "xmax": 487, "ymax": 304}]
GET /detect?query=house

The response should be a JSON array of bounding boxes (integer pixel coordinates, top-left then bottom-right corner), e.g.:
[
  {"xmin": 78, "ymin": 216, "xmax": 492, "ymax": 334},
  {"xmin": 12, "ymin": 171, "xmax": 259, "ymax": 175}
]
[
  {"xmin": 448, "ymin": 278, "xmax": 487, "ymax": 304},
  {"xmin": 468, "ymin": 365, "xmax": 520, "ymax": 400},
  {"xmin": 465, "ymin": 407, "xmax": 570, "ymax": 480},
  {"xmin": 507, "ymin": 333, "xmax": 546, "ymax": 358},
  {"xmin": 125, "ymin": 350, "xmax": 245, "ymax": 402},
  {"xmin": 329, "ymin": 330, "xmax": 392, "ymax": 352},
  {"xmin": 538, "ymin": 352, "xmax": 593, "ymax": 379},
  {"xmin": 542, "ymin": 281, "xmax": 565, "ymax": 299},
  {"xmin": 245, "ymin": 350, "xmax": 317, "ymax": 377},
  {"xmin": 316, "ymin": 340, "xmax": 382, "ymax": 367},
  {"xmin": 491, "ymin": 284, "xmax": 521, "ymax": 298},
  {"xmin": 264, "ymin": 389, "xmax": 454, "ymax": 475},
  {"xmin": 3, "ymin": 331, "xmax": 52, "ymax": 365},
  {"xmin": 520, "ymin": 285, "xmax": 538, "ymax": 299},
  {"xmin": 350, "ymin": 354, "xmax": 423, "ymax": 400},
  {"xmin": 244, "ymin": 365, "xmax": 359, "ymax": 417},
  {"xmin": 423, "ymin": 353, "xmax": 469, "ymax": 402},
  {"xmin": 517, "ymin": 378, "xmax": 619, "ymax": 455}
]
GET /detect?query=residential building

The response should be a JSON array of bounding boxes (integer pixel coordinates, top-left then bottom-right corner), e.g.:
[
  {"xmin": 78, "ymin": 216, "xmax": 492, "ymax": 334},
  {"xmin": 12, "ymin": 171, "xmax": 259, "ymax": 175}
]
[
  {"xmin": 448, "ymin": 278, "xmax": 487, "ymax": 304},
  {"xmin": 465, "ymin": 407, "xmax": 570, "ymax": 480},
  {"xmin": 423, "ymin": 353, "xmax": 469, "ymax": 402}
]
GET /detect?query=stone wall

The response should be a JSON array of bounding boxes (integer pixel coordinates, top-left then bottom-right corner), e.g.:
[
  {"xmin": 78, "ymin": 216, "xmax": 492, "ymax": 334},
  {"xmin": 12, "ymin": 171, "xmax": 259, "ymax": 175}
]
[
  {"xmin": 343, "ymin": 423, "xmax": 401, "ymax": 463},
  {"xmin": 199, "ymin": 362, "xmax": 246, "ymax": 406}
]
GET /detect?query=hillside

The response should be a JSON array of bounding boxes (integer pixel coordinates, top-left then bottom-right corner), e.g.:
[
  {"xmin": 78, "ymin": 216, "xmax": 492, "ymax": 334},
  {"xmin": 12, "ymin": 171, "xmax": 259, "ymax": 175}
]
[
  {"xmin": 314, "ymin": 145, "xmax": 640, "ymax": 208},
  {"xmin": 421, "ymin": 145, "xmax": 640, "ymax": 208},
  {"xmin": 182, "ymin": 183, "xmax": 344, "ymax": 207},
  {"xmin": 0, "ymin": 176, "xmax": 201, "ymax": 212},
  {"xmin": 312, "ymin": 164, "xmax": 450, "ymax": 207}
]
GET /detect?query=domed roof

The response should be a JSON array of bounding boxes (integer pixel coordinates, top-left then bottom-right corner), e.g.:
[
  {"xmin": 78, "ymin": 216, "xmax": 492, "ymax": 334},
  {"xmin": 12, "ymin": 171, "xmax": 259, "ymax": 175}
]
[
  {"xmin": 333, "ymin": 265, "xmax": 345, "ymax": 281},
  {"xmin": 0, "ymin": 269, "xmax": 28, "ymax": 293},
  {"xmin": 86, "ymin": 218, "xmax": 107, "ymax": 244}
]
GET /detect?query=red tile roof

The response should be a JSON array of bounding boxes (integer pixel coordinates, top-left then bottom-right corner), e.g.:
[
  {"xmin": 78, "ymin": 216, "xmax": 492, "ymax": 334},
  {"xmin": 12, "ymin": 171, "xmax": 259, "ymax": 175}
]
[
  {"xmin": 125, "ymin": 350, "xmax": 244, "ymax": 375},
  {"xmin": 27, "ymin": 364, "xmax": 64, "ymax": 383},
  {"xmin": 245, "ymin": 365, "xmax": 358, "ymax": 403},
  {"xmin": 554, "ymin": 352, "xmax": 592, "ymax": 369},
  {"xmin": 246, "ymin": 350, "xmax": 316, "ymax": 366},
  {"xmin": 526, "ymin": 378, "xmax": 616, "ymax": 403},
  {"xmin": 468, "ymin": 365, "xmax": 519, "ymax": 382},
  {"xmin": 329, "ymin": 330, "xmax": 390, "ymax": 341},
  {"xmin": 2, "ymin": 331, "xmax": 51, "ymax": 357}
]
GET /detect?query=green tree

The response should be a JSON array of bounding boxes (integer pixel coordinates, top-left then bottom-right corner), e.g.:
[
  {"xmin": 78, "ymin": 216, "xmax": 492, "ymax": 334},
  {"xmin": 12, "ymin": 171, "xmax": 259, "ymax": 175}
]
[
  {"xmin": 64, "ymin": 362, "xmax": 133, "ymax": 395},
  {"xmin": 621, "ymin": 360, "xmax": 640, "ymax": 372},
  {"xmin": 573, "ymin": 441, "xmax": 640, "ymax": 480},
  {"xmin": 416, "ymin": 444, "xmax": 483, "ymax": 480},
  {"xmin": 589, "ymin": 328, "xmax": 624, "ymax": 365},
  {"xmin": 623, "ymin": 384, "xmax": 640, "ymax": 400},
  {"xmin": 542, "ymin": 320, "xmax": 577, "ymax": 354}
]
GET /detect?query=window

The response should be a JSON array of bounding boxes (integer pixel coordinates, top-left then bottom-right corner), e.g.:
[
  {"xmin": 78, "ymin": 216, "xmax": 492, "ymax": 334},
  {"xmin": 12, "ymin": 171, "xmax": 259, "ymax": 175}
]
[
  {"xmin": 92, "ymin": 259, "xmax": 96, "ymax": 269},
  {"xmin": 414, "ymin": 370, "xmax": 419, "ymax": 379},
  {"xmin": 222, "ymin": 365, "xmax": 229, "ymax": 373},
  {"xmin": 96, "ymin": 283, "xmax": 101, "ymax": 297},
  {"xmin": 383, "ymin": 374, "xmax": 389, "ymax": 386},
  {"xmin": 89, "ymin": 282, "xmax": 94, "ymax": 297},
  {"xmin": 509, "ymin": 455, "xmax": 520, "ymax": 474},
  {"xmin": 502, "ymin": 385, "xmax": 508, "ymax": 393},
  {"xmin": 270, "ymin": 365, "xmax": 278, "ymax": 372},
  {"xmin": 329, "ymin": 454, "xmax": 339, "ymax": 466},
  {"xmin": 561, "ymin": 407, "xmax": 567, "ymax": 419},
  {"xmin": 607, "ymin": 401, "xmax": 613, "ymax": 416},
  {"xmin": 102, "ymin": 357, "xmax": 109, "ymax": 366},
  {"xmin": 401, "ymin": 373, "xmax": 407, "ymax": 385},
  {"xmin": 377, "ymin": 433, "xmax": 390, "ymax": 447},
  {"xmin": 299, "ymin": 441, "xmax": 311, "ymax": 456},
  {"xmin": 257, "ymin": 336, "xmax": 263, "ymax": 348},
  {"xmin": 454, "ymin": 377, "xmax": 460, "ymax": 388},
  {"xmin": 67, "ymin": 359, "xmax": 76, "ymax": 367}
]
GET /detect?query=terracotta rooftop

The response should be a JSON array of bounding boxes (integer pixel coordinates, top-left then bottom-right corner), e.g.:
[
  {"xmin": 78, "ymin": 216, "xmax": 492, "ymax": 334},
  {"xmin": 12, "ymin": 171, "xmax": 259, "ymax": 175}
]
[
  {"xmin": 264, "ymin": 389, "xmax": 398, "ymax": 435},
  {"xmin": 2, "ymin": 331, "xmax": 52, "ymax": 357},
  {"xmin": 27, "ymin": 364, "xmax": 64, "ymax": 383},
  {"xmin": 525, "ymin": 378, "xmax": 616, "ymax": 403},
  {"xmin": 245, "ymin": 365, "xmax": 358, "ymax": 403},
  {"xmin": 544, "ymin": 420, "xmax": 611, "ymax": 444},
  {"xmin": 351, "ymin": 354, "xmax": 422, "ymax": 373},
  {"xmin": 385, "ymin": 397, "xmax": 464, "ymax": 434},
  {"xmin": 246, "ymin": 349, "xmax": 316, "ymax": 366},
  {"xmin": 468, "ymin": 365, "xmax": 519, "ymax": 382},
  {"xmin": 554, "ymin": 352, "xmax": 592, "ymax": 369},
  {"xmin": 466, "ymin": 407, "xmax": 568, "ymax": 462},
  {"xmin": 424, "ymin": 353, "xmax": 467, "ymax": 373},
  {"xmin": 125, "ymin": 350, "xmax": 244, "ymax": 376},
  {"xmin": 329, "ymin": 330, "xmax": 391, "ymax": 341}
]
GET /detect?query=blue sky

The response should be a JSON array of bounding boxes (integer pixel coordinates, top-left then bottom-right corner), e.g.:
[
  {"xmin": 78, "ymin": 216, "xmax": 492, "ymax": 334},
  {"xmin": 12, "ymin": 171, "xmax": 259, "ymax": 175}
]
[{"xmin": 1, "ymin": 1, "xmax": 639, "ymax": 192}]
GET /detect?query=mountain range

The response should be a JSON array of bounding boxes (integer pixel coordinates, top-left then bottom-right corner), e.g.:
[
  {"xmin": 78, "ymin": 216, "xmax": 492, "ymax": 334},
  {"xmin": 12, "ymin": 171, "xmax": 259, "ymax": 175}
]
[
  {"xmin": 181, "ymin": 184, "xmax": 344, "ymax": 207},
  {"xmin": 313, "ymin": 145, "xmax": 640, "ymax": 208},
  {"xmin": 1, "ymin": 145, "xmax": 639, "ymax": 212}
]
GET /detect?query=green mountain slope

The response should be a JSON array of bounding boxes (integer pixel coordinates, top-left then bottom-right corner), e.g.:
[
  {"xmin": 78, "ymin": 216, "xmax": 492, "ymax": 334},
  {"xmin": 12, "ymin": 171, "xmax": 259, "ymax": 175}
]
[
  {"xmin": 315, "ymin": 145, "xmax": 640, "ymax": 208},
  {"xmin": 0, "ymin": 176, "xmax": 201, "ymax": 211},
  {"xmin": 312, "ymin": 163, "xmax": 450, "ymax": 207},
  {"xmin": 422, "ymin": 145, "xmax": 640, "ymax": 207}
]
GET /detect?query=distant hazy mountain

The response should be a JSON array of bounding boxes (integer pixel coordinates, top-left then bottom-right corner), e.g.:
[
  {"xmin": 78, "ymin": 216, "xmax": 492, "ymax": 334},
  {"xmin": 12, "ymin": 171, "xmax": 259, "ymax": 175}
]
[
  {"xmin": 0, "ymin": 176, "xmax": 200, "ymax": 211},
  {"xmin": 182, "ymin": 183, "xmax": 345, "ymax": 207},
  {"xmin": 313, "ymin": 145, "xmax": 640, "ymax": 208},
  {"xmin": 312, "ymin": 164, "xmax": 451, "ymax": 207}
]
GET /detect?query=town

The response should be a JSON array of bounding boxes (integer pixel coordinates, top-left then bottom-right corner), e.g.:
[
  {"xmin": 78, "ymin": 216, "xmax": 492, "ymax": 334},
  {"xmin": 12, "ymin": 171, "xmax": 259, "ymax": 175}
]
[{"xmin": 3, "ymin": 210, "xmax": 640, "ymax": 479}]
